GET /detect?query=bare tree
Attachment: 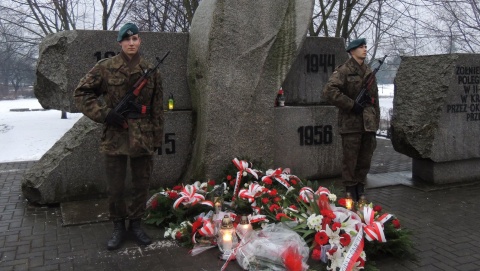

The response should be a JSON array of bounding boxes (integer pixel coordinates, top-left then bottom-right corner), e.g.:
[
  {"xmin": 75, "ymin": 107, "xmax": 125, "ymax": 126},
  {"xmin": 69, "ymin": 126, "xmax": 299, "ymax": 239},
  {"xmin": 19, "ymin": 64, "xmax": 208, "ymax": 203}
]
[
  {"xmin": 128, "ymin": 0, "xmax": 199, "ymax": 32},
  {"xmin": 98, "ymin": 0, "xmax": 136, "ymax": 30},
  {"xmin": 0, "ymin": 0, "xmax": 134, "ymax": 119},
  {"xmin": 0, "ymin": 19, "xmax": 36, "ymax": 98},
  {"xmin": 431, "ymin": 0, "xmax": 480, "ymax": 53}
]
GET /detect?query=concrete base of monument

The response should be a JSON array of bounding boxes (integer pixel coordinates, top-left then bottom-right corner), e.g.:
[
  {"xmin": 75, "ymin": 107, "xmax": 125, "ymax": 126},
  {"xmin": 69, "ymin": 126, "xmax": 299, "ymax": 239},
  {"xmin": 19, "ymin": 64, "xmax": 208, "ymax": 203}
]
[{"xmin": 413, "ymin": 158, "xmax": 480, "ymax": 184}]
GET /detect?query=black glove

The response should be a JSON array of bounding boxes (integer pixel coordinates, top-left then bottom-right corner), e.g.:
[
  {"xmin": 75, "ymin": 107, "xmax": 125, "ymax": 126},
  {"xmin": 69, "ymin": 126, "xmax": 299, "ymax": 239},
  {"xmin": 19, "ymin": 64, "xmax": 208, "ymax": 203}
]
[
  {"xmin": 129, "ymin": 101, "xmax": 141, "ymax": 112},
  {"xmin": 351, "ymin": 102, "xmax": 364, "ymax": 115},
  {"xmin": 105, "ymin": 110, "xmax": 126, "ymax": 127}
]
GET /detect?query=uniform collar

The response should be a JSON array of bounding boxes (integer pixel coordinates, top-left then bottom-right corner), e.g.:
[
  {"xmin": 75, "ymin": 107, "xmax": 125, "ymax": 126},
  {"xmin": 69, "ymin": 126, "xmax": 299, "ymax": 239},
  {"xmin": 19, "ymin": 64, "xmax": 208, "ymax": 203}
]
[
  {"xmin": 120, "ymin": 51, "xmax": 141, "ymax": 72},
  {"xmin": 347, "ymin": 57, "xmax": 367, "ymax": 77}
]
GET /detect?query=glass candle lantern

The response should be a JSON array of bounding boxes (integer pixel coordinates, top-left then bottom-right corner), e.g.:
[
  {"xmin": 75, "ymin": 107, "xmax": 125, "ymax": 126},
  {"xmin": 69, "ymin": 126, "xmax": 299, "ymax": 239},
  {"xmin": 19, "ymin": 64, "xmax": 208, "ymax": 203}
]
[
  {"xmin": 358, "ymin": 195, "xmax": 368, "ymax": 210},
  {"xmin": 218, "ymin": 215, "xmax": 238, "ymax": 259},
  {"xmin": 168, "ymin": 93, "xmax": 174, "ymax": 110},
  {"xmin": 236, "ymin": 215, "xmax": 253, "ymax": 240},
  {"xmin": 214, "ymin": 197, "xmax": 223, "ymax": 214},
  {"xmin": 345, "ymin": 192, "xmax": 353, "ymax": 210}
]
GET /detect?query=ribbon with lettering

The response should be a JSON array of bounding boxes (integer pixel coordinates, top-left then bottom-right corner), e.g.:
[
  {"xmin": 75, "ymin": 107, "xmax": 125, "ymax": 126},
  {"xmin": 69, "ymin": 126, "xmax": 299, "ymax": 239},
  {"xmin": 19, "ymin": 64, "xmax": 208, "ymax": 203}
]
[
  {"xmin": 362, "ymin": 206, "xmax": 392, "ymax": 242},
  {"xmin": 232, "ymin": 158, "xmax": 258, "ymax": 201},
  {"xmin": 340, "ymin": 228, "xmax": 365, "ymax": 271}
]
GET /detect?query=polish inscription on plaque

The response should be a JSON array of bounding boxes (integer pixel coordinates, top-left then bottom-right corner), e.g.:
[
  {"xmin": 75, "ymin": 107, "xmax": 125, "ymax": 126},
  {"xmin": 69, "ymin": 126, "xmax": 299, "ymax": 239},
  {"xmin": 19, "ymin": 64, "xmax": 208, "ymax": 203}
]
[{"xmin": 448, "ymin": 66, "xmax": 480, "ymax": 121}]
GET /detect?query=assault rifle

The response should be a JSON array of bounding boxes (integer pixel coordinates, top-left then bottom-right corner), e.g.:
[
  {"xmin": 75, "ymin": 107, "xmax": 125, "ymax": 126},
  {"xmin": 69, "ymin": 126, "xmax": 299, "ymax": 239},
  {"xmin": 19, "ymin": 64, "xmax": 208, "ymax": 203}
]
[
  {"xmin": 355, "ymin": 55, "xmax": 387, "ymax": 107},
  {"xmin": 114, "ymin": 51, "xmax": 170, "ymax": 128}
]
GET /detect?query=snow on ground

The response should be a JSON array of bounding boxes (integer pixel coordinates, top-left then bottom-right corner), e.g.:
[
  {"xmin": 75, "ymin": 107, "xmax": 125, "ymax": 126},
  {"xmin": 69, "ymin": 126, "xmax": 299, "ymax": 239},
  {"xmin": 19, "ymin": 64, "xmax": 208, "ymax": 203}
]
[{"xmin": 0, "ymin": 98, "xmax": 82, "ymax": 163}]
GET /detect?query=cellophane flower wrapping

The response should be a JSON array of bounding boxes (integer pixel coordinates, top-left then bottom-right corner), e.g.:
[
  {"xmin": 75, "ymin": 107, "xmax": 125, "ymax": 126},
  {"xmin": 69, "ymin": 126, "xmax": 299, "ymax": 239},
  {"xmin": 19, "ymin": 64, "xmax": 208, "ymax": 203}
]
[{"xmin": 236, "ymin": 223, "xmax": 309, "ymax": 271}]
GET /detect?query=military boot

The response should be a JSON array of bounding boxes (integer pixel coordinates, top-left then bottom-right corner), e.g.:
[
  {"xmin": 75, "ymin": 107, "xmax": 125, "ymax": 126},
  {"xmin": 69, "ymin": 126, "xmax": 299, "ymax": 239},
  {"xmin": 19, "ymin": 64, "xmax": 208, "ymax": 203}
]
[
  {"xmin": 356, "ymin": 184, "xmax": 365, "ymax": 199},
  {"xmin": 107, "ymin": 219, "xmax": 126, "ymax": 250},
  {"xmin": 129, "ymin": 219, "xmax": 152, "ymax": 246}
]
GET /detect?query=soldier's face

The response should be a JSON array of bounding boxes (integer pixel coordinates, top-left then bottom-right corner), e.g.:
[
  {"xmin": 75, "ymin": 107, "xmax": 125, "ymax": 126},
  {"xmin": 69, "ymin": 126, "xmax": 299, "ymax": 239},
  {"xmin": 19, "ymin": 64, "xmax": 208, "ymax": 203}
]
[
  {"xmin": 119, "ymin": 34, "xmax": 141, "ymax": 58},
  {"xmin": 350, "ymin": 45, "xmax": 367, "ymax": 61}
]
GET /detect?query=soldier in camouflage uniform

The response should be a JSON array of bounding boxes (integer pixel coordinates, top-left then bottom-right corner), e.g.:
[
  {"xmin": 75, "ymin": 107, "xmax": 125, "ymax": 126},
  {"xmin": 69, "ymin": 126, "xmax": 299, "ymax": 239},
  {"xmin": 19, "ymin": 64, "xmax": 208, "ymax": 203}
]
[
  {"xmin": 322, "ymin": 38, "xmax": 380, "ymax": 202},
  {"xmin": 74, "ymin": 23, "xmax": 164, "ymax": 250}
]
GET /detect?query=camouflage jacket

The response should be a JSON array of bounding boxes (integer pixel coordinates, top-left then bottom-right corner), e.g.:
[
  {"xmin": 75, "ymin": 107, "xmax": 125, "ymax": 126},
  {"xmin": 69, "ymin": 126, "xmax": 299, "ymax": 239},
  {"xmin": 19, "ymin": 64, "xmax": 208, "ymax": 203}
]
[
  {"xmin": 322, "ymin": 57, "xmax": 380, "ymax": 134},
  {"xmin": 74, "ymin": 52, "xmax": 164, "ymax": 156}
]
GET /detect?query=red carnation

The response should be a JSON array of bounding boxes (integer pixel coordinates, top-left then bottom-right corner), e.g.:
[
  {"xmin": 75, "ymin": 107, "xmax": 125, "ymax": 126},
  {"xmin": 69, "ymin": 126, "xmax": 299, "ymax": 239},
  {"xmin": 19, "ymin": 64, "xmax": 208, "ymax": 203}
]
[
  {"xmin": 321, "ymin": 209, "xmax": 336, "ymax": 219},
  {"xmin": 311, "ymin": 248, "xmax": 321, "ymax": 261},
  {"xmin": 269, "ymin": 189, "xmax": 278, "ymax": 196},
  {"xmin": 273, "ymin": 196, "xmax": 282, "ymax": 203},
  {"xmin": 392, "ymin": 219, "xmax": 401, "ymax": 229},
  {"xmin": 269, "ymin": 204, "xmax": 281, "ymax": 212},
  {"xmin": 276, "ymin": 213, "xmax": 291, "ymax": 221},
  {"xmin": 263, "ymin": 177, "xmax": 273, "ymax": 185},
  {"xmin": 168, "ymin": 191, "xmax": 178, "ymax": 199},
  {"xmin": 322, "ymin": 217, "xmax": 332, "ymax": 229},
  {"xmin": 290, "ymin": 179, "xmax": 297, "ymax": 185},
  {"xmin": 208, "ymin": 180, "xmax": 215, "ymax": 186},
  {"xmin": 373, "ymin": 205, "xmax": 382, "ymax": 212},
  {"xmin": 229, "ymin": 180, "xmax": 235, "ymax": 187},
  {"xmin": 315, "ymin": 231, "xmax": 329, "ymax": 245},
  {"xmin": 172, "ymin": 185, "xmax": 182, "ymax": 191},
  {"xmin": 282, "ymin": 247, "xmax": 303, "ymax": 271},
  {"xmin": 338, "ymin": 198, "xmax": 347, "ymax": 207},
  {"xmin": 175, "ymin": 231, "xmax": 183, "ymax": 240},
  {"xmin": 331, "ymin": 222, "xmax": 341, "ymax": 231},
  {"xmin": 262, "ymin": 197, "xmax": 270, "ymax": 204},
  {"xmin": 151, "ymin": 198, "xmax": 158, "ymax": 209},
  {"xmin": 340, "ymin": 233, "xmax": 351, "ymax": 247},
  {"xmin": 226, "ymin": 175, "xmax": 232, "ymax": 181}
]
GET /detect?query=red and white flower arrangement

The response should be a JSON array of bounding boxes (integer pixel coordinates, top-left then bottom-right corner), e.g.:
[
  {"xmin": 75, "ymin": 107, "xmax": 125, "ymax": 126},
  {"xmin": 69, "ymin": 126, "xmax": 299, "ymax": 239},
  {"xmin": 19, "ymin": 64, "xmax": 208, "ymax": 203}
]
[{"xmin": 146, "ymin": 158, "xmax": 412, "ymax": 271}]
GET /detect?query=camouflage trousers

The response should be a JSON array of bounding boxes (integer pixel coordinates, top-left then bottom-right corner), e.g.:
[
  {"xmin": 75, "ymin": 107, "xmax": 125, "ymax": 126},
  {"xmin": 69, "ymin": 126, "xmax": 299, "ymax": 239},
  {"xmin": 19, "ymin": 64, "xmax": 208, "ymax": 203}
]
[
  {"xmin": 105, "ymin": 154, "xmax": 153, "ymax": 221},
  {"xmin": 341, "ymin": 132, "xmax": 376, "ymax": 187}
]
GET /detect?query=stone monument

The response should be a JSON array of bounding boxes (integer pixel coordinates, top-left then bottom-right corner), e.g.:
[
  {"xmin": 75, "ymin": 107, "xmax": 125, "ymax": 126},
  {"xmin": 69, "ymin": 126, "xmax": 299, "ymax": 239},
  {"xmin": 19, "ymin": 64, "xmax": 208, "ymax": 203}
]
[
  {"xmin": 22, "ymin": 1, "xmax": 351, "ymax": 204},
  {"xmin": 392, "ymin": 54, "xmax": 480, "ymax": 184},
  {"xmin": 185, "ymin": 0, "xmax": 316, "ymax": 180}
]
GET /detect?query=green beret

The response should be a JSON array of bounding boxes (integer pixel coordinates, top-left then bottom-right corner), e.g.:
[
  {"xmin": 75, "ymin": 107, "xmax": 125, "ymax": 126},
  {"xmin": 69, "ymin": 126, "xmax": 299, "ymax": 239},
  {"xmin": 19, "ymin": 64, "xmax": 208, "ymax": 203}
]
[
  {"xmin": 117, "ymin": 23, "xmax": 139, "ymax": 42},
  {"xmin": 346, "ymin": 38, "xmax": 366, "ymax": 52}
]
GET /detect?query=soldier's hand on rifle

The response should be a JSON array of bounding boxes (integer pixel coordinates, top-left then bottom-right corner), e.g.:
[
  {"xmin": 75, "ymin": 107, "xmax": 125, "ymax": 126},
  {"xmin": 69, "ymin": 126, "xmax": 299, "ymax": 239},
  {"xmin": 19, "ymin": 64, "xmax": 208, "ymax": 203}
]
[
  {"xmin": 128, "ymin": 101, "xmax": 139, "ymax": 111},
  {"xmin": 352, "ymin": 102, "xmax": 364, "ymax": 115},
  {"xmin": 105, "ymin": 110, "xmax": 126, "ymax": 128}
]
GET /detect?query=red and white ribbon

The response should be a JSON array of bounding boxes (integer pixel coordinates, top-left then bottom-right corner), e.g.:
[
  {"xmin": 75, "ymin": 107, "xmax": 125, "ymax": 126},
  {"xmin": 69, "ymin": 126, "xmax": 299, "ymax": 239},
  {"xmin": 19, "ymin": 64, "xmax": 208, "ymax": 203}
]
[
  {"xmin": 231, "ymin": 158, "xmax": 258, "ymax": 200},
  {"xmin": 249, "ymin": 214, "xmax": 267, "ymax": 223},
  {"xmin": 238, "ymin": 182, "xmax": 265, "ymax": 203},
  {"xmin": 315, "ymin": 186, "xmax": 331, "ymax": 196},
  {"xmin": 299, "ymin": 187, "xmax": 314, "ymax": 202},
  {"xmin": 262, "ymin": 168, "xmax": 290, "ymax": 189},
  {"xmin": 362, "ymin": 206, "xmax": 392, "ymax": 242},
  {"xmin": 340, "ymin": 228, "xmax": 365, "ymax": 271},
  {"xmin": 173, "ymin": 185, "xmax": 205, "ymax": 209},
  {"xmin": 191, "ymin": 216, "xmax": 215, "ymax": 243}
]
